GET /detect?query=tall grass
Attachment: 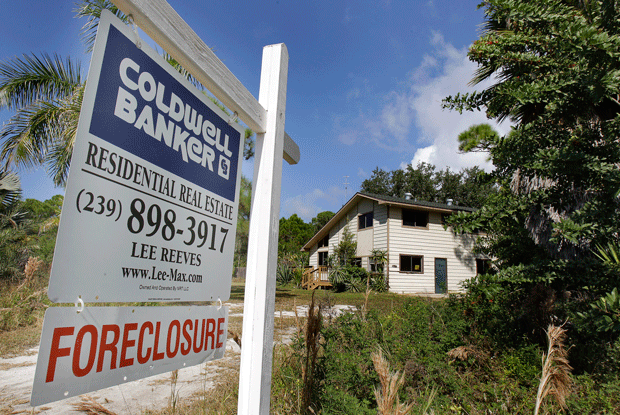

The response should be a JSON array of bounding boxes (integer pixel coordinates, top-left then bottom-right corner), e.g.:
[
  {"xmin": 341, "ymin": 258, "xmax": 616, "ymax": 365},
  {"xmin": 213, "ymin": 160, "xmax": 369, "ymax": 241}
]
[
  {"xmin": 534, "ymin": 324, "xmax": 572, "ymax": 415},
  {"xmin": 371, "ymin": 347, "xmax": 414, "ymax": 415}
]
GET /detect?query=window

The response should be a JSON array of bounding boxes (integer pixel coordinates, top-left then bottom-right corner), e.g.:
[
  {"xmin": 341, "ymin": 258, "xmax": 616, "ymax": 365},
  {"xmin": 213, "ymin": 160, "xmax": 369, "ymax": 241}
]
[
  {"xmin": 318, "ymin": 251, "xmax": 329, "ymax": 266},
  {"xmin": 400, "ymin": 255, "xmax": 423, "ymax": 273},
  {"xmin": 476, "ymin": 259, "xmax": 490, "ymax": 275},
  {"xmin": 402, "ymin": 209, "xmax": 428, "ymax": 228},
  {"xmin": 350, "ymin": 257, "xmax": 362, "ymax": 267},
  {"xmin": 318, "ymin": 234, "xmax": 329, "ymax": 248},
  {"xmin": 370, "ymin": 259, "xmax": 384, "ymax": 273},
  {"xmin": 441, "ymin": 213, "xmax": 451, "ymax": 225},
  {"xmin": 358, "ymin": 211, "xmax": 373, "ymax": 230}
]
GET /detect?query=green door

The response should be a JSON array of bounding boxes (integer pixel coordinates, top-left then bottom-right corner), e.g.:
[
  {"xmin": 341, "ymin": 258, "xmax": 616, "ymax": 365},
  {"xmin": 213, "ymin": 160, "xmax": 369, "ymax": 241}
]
[{"xmin": 435, "ymin": 258, "xmax": 447, "ymax": 294}]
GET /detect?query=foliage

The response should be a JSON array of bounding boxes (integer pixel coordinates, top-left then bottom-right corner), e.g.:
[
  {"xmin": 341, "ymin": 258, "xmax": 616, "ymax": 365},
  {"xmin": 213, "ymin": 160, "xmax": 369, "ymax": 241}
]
[
  {"xmin": 279, "ymin": 212, "xmax": 336, "ymax": 258},
  {"xmin": 279, "ymin": 214, "xmax": 315, "ymax": 257},
  {"xmin": 370, "ymin": 248, "xmax": 388, "ymax": 272},
  {"xmin": 578, "ymin": 243, "xmax": 620, "ymax": 335},
  {"xmin": 0, "ymin": 195, "xmax": 62, "ymax": 282},
  {"xmin": 74, "ymin": 0, "xmax": 130, "ymax": 53},
  {"xmin": 361, "ymin": 162, "xmax": 496, "ymax": 208},
  {"xmin": 332, "ymin": 226, "xmax": 357, "ymax": 266},
  {"xmin": 441, "ymin": 0, "xmax": 620, "ymax": 371},
  {"xmin": 0, "ymin": 171, "xmax": 21, "ymax": 210},
  {"xmin": 277, "ymin": 253, "xmax": 308, "ymax": 288},
  {"xmin": 311, "ymin": 210, "xmax": 335, "ymax": 233},
  {"xmin": 0, "ymin": 171, "xmax": 25, "ymax": 230},
  {"xmin": 0, "ymin": 52, "xmax": 83, "ymax": 186},
  {"xmin": 457, "ymin": 123, "xmax": 501, "ymax": 154},
  {"xmin": 276, "ymin": 263, "xmax": 294, "ymax": 286},
  {"xmin": 272, "ymin": 295, "xmax": 620, "ymax": 414},
  {"xmin": 234, "ymin": 176, "xmax": 251, "ymax": 268},
  {"xmin": 19, "ymin": 195, "xmax": 62, "ymax": 219}
]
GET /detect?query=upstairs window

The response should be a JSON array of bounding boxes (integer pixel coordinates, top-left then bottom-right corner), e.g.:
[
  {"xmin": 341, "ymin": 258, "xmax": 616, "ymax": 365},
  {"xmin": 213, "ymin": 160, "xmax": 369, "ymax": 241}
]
[
  {"xmin": 402, "ymin": 209, "xmax": 428, "ymax": 228},
  {"xmin": 358, "ymin": 211, "xmax": 374, "ymax": 230},
  {"xmin": 318, "ymin": 234, "xmax": 329, "ymax": 248},
  {"xmin": 441, "ymin": 213, "xmax": 451, "ymax": 225}
]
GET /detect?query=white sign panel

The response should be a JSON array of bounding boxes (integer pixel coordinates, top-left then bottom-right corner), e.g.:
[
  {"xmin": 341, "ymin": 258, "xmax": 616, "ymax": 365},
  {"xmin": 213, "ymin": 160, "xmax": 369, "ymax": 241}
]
[
  {"xmin": 31, "ymin": 305, "xmax": 228, "ymax": 406},
  {"xmin": 48, "ymin": 10, "xmax": 243, "ymax": 303}
]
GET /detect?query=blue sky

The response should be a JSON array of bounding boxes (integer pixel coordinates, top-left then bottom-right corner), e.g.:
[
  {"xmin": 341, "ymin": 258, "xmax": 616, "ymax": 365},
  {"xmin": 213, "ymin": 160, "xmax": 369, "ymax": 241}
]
[{"xmin": 1, "ymin": 0, "xmax": 511, "ymax": 222}]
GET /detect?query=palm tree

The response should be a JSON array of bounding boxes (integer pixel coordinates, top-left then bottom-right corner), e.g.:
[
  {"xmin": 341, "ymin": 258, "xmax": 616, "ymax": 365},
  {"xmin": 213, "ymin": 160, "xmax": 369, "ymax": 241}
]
[{"xmin": 0, "ymin": 1, "xmax": 127, "ymax": 187}]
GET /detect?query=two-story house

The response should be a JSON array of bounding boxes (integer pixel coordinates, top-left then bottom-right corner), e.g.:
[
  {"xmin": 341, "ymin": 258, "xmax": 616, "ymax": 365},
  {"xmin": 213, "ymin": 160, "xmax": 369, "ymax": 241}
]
[{"xmin": 301, "ymin": 192, "xmax": 487, "ymax": 294}]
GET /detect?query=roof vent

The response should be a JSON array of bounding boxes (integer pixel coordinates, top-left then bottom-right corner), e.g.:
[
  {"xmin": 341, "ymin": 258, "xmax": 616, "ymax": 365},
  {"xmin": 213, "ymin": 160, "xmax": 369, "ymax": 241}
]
[
  {"xmin": 446, "ymin": 198, "xmax": 453, "ymax": 206},
  {"xmin": 405, "ymin": 192, "xmax": 412, "ymax": 200}
]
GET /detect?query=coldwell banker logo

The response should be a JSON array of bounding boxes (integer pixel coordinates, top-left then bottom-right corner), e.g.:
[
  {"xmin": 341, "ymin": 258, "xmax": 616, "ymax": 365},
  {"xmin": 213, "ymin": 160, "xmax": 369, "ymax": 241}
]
[{"xmin": 89, "ymin": 26, "xmax": 240, "ymax": 202}]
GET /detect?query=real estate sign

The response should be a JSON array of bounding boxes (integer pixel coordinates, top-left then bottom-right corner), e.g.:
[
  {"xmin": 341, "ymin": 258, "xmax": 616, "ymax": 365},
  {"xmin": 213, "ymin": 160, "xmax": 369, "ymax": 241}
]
[
  {"xmin": 30, "ymin": 305, "xmax": 228, "ymax": 406},
  {"xmin": 48, "ymin": 10, "xmax": 243, "ymax": 303}
]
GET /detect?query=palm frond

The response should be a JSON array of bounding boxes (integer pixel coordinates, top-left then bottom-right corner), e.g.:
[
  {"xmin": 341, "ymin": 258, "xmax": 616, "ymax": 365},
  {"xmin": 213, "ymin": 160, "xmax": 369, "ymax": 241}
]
[
  {"xmin": 0, "ymin": 171, "xmax": 21, "ymax": 210},
  {"xmin": 0, "ymin": 82, "xmax": 83, "ymax": 185},
  {"xmin": 0, "ymin": 53, "xmax": 82, "ymax": 110},
  {"xmin": 162, "ymin": 52, "xmax": 203, "ymax": 89},
  {"xmin": 593, "ymin": 242, "xmax": 620, "ymax": 265},
  {"xmin": 74, "ymin": 0, "xmax": 129, "ymax": 53},
  {"xmin": 46, "ymin": 84, "xmax": 83, "ymax": 186},
  {"xmin": 0, "ymin": 101, "xmax": 63, "ymax": 170}
]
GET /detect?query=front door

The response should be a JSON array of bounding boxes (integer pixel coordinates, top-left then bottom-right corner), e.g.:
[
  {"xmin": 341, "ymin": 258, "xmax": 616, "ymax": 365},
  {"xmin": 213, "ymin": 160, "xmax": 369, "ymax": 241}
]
[{"xmin": 435, "ymin": 258, "xmax": 447, "ymax": 294}]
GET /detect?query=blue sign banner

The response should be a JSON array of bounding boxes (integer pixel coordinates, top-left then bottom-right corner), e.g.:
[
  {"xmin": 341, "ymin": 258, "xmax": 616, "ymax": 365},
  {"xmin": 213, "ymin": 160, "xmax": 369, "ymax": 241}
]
[{"xmin": 90, "ymin": 25, "xmax": 240, "ymax": 202}]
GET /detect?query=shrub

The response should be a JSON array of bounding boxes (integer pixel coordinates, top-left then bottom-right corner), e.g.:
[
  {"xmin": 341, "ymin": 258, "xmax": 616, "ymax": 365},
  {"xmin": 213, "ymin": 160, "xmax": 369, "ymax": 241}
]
[{"xmin": 276, "ymin": 263, "xmax": 294, "ymax": 286}]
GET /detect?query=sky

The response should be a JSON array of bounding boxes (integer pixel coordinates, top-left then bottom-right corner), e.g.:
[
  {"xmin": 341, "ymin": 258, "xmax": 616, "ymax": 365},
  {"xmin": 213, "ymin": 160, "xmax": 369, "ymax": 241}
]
[{"xmin": 1, "ymin": 0, "xmax": 512, "ymax": 222}]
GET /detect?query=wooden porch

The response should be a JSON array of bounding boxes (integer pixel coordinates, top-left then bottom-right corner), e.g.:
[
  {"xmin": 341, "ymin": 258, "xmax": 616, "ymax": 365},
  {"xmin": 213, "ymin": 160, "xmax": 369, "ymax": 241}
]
[{"xmin": 302, "ymin": 266, "xmax": 332, "ymax": 290}]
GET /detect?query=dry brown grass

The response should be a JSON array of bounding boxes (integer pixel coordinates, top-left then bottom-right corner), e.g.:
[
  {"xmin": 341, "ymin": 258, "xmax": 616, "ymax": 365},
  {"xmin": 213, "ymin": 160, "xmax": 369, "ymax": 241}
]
[
  {"xmin": 301, "ymin": 292, "xmax": 323, "ymax": 415},
  {"xmin": 447, "ymin": 345, "xmax": 489, "ymax": 368},
  {"xmin": 372, "ymin": 348, "xmax": 415, "ymax": 415},
  {"xmin": 72, "ymin": 396, "xmax": 118, "ymax": 414},
  {"xmin": 534, "ymin": 324, "xmax": 572, "ymax": 415}
]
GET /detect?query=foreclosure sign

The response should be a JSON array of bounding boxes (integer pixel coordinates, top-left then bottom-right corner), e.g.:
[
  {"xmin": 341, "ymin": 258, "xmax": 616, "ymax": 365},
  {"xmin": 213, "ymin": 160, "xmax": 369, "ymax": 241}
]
[
  {"xmin": 31, "ymin": 306, "xmax": 228, "ymax": 406},
  {"xmin": 48, "ymin": 10, "xmax": 243, "ymax": 303}
]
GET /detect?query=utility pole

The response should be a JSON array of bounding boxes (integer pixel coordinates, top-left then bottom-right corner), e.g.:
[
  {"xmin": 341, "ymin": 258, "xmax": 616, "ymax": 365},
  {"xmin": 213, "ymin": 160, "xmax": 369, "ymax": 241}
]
[{"xmin": 343, "ymin": 175, "xmax": 349, "ymax": 204}]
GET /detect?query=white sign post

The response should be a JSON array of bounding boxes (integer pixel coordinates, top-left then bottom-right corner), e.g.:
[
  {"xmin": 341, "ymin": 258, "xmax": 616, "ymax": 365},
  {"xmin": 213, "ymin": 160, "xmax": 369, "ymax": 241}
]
[{"xmin": 237, "ymin": 44, "xmax": 288, "ymax": 415}]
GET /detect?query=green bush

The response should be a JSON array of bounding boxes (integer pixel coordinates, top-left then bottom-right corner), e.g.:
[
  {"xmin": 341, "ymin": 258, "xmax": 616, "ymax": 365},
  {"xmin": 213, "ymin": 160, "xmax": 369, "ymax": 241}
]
[
  {"xmin": 272, "ymin": 293, "xmax": 620, "ymax": 414},
  {"xmin": 276, "ymin": 263, "xmax": 294, "ymax": 286}
]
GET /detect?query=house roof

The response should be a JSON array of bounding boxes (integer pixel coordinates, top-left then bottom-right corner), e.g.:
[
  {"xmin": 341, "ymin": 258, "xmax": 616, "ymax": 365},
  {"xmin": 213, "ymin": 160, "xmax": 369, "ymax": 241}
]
[{"xmin": 301, "ymin": 192, "xmax": 475, "ymax": 251}]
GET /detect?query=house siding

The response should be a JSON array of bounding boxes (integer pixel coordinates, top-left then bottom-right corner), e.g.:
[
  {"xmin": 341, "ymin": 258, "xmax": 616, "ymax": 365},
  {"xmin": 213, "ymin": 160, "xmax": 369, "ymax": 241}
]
[
  {"xmin": 387, "ymin": 208, "xmax": 476, "ymax": 294},
  {"xmin": 305, "ymin": 195, "xmax": 478, "ymax": 294}
]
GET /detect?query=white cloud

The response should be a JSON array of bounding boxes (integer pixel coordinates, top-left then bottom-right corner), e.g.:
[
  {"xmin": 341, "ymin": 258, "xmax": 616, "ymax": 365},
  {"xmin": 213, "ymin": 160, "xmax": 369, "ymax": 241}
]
[
  {"xmin": 337, "ymin": 31, "xmax": 512, "ymax": 172},
  {"xmin": 410, "ymin": 145, "xmax": 436, "ymax": 167},
  {"xmin": 282, "ymin": 186, "xmax": 344, "ymax": 222},
  {"xmin": 357, "ymin": 167, "xmax": 368, "ymax": 178},
  {"xmin": 403, "ymin": 32, "xmax": 511, "ymax": 171}
]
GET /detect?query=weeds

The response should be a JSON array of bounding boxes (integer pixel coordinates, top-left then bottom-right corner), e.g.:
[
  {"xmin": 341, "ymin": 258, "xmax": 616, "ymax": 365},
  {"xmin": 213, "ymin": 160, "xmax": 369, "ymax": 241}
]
[
  {"xmin": 372, "ymin": 347, "xmax": 415, "ymax": 415},
  {"xmin": 169, "ymin": 369, "xmax": 180, "ymax": 413},
  {"xmin": 301, "ymin": 291, "xmax": 323, "ymax": 414},
  {"xmin": 534, "ymin": 324, "xmax": 572, "ymax": 415},
  {"xmin": 73, "ymin": 396, "xmax": 118, "ymax": 414}
]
